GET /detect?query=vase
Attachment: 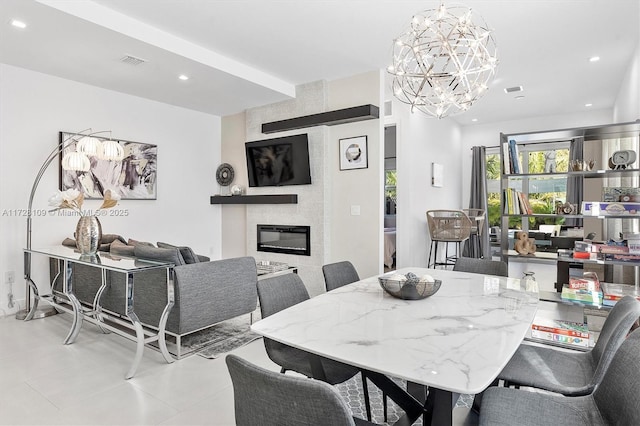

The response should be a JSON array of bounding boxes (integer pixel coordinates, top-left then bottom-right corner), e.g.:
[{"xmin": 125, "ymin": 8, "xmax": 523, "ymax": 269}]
[{"xmin": 75, "ymin": 215, "xmax": 102, "ymax": 255}]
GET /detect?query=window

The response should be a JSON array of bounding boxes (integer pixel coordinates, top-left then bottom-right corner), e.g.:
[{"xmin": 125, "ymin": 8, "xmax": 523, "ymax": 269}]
[
  {"xmin": 486, "ymin": 142, "xmax": 570, "ymax": 229},
  {"xmin": 385, "ymin": 170, "xmax": 397, "ymax": 215},
  {"xmin": 485, "ymin": 148, "xmax": 501, "ymax": 227}
]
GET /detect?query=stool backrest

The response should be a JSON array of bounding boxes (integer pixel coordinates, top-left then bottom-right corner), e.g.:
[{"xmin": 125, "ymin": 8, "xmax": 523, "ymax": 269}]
[{"xmin": 426, "ymin": 210, "xmax": 473, "ymax": 242}]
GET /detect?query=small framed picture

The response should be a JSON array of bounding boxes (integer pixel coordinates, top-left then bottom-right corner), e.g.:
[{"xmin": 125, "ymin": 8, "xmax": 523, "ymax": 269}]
[{"xmin": 339, "ymin": 136, "xmax": 368, "ymax": 170}]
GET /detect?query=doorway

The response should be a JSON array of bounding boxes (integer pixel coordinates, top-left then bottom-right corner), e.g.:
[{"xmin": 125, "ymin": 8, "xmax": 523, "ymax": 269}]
[{"xmin": 384, "ymin": 125, "xmax": 397, "ymax": 271}]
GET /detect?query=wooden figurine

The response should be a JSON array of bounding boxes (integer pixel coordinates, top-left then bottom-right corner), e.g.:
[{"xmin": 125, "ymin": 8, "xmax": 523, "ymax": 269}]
[{"xmin": 514, "ymin": 231, "xmax": 536, "ymax": 255}]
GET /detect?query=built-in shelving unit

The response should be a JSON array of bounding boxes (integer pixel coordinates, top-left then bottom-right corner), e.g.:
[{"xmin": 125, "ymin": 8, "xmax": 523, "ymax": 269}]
[
  {"xmin": 210, "ymin": 194, "xmax": 298, "ymax": 205},
  {"xmin": 261, "ymin": 104, "xmax": 379, "ymax": 134},
  {"xmin": 499, "ymin": 120, "xmax": 640, "ymax": 288}
]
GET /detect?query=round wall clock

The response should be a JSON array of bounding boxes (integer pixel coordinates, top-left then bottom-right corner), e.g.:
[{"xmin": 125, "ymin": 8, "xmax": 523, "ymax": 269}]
[
  {"xmin": 216, "ymin": 163, "xmax": 235, "ymax": 186},
  {"xmin": 608, "ymin": 150, "xmax": 637, "ymax": 170}
]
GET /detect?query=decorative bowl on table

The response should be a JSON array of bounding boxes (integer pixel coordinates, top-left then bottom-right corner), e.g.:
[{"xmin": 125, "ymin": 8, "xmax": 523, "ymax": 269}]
[{"xmin": 378, "ymin": 272, "xmax": 442, "ymax": 300}]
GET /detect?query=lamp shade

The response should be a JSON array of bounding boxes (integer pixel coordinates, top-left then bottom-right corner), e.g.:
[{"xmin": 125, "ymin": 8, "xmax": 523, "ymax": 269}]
[
  {"xmin": 76, "ymin": 136, "xmax": 103, "ymax": 157},
  {"xmin": 61, "ymin": 151, "xmax": 91, "ymax": 171},
  {"xmin": 100, "ymin": 140, "xmax": 124, "ymax": 161}
]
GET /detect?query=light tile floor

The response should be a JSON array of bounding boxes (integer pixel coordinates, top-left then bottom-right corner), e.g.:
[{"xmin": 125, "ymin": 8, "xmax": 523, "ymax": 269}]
[{"xmin": 0, "ymin": 313, "xmax": 277, "ymax": 426}]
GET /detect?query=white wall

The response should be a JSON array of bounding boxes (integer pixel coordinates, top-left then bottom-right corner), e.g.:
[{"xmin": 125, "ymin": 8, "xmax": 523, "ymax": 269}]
[
  {"xmin": 391, "ymin": 98, "xmax": 464, "ymax": 269},
  {"xmin": 327, "ymin": 71, "xmax": 384, "ymax": 278},
  {"xmin": 613, "ymin": 42, "xmax": 640, "ymax": 123},
  {"xmin": 0, "ymin": 64, "xmax": 221, "ymax": 316}
]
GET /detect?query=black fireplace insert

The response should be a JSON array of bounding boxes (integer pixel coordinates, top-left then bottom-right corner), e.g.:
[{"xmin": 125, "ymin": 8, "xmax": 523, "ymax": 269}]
[{"xmin": 257, "ymin": 224, "xmax": 311, "ymax": 256}]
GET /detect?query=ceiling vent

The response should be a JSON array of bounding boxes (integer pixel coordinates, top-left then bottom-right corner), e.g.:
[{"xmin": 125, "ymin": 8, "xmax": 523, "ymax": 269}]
[
  {"xmin": 120, "ymin": 55, "xmax": 147, "ymax": 66},
  {"xmin": 504, "ymin": 86, "xmax": 524, "ymax": 94}
]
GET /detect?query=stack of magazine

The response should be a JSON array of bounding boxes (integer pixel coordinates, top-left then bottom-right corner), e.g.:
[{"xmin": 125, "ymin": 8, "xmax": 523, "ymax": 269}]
[{"xmin": 256, "ymin": 260, "xmax": 290, "ymax": 274}]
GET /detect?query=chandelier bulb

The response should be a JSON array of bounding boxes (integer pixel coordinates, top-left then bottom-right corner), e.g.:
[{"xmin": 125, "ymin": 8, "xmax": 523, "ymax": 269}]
[{"xmin": 438, "ymin": 4, "xmax": 446, "ymax": 18}]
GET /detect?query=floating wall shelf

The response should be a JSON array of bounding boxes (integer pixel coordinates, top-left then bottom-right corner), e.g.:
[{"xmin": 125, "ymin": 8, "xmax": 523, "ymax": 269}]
[
  {"xmin": 261, "ymin": 104, "xmax": 379, "ymax": 134},
  {"xmin": 210, "ymin": 194, "xmax": 298, "ymax": 205}
]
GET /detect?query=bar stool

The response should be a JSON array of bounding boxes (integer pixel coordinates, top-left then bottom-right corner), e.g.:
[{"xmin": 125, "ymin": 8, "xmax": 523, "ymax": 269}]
[
  {"xmin": 463, "ymin": 208, "xmax": 485, "ymax": 258},
  {"xmin": 426, "ymin": 210, "xmax": 473, "ymax": 268}
]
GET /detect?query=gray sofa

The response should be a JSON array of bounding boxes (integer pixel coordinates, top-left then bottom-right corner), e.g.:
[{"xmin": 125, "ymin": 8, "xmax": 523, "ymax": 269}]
[{"xmin": 51, "ymin": 236, "xmax": 258, "ymax": 356}]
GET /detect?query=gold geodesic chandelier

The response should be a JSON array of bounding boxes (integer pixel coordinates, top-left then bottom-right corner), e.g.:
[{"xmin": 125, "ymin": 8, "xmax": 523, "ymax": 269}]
[{"xmin": 388, "ymin": 3, "xmax": 498, "ymax": 119}]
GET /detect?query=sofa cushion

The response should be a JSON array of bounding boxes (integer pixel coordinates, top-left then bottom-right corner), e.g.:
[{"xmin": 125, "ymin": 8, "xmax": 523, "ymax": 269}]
[
  {"xmin": 128, "ymin": 238, "xmax": 155, "ymax": 247},
  {"xmin": 102, "ymin": 234, "xmax": 127, "ymax": 245},
  {"xmin": 110, "ymin": 239, "xmax": 135, "ymax": 257},
  {"xmin": 157, "ymin": 242, "xmax": 200, "ymax": 264},
  {"xmin": 134, "ymin": 244, "xmax": 186, "ymax": 265}
]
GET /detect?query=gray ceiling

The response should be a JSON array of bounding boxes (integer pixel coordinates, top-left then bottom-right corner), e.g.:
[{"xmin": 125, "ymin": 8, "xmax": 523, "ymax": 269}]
[{"xmin": 1, "ymin": 0, "xmax": 638, "ymax": 125}]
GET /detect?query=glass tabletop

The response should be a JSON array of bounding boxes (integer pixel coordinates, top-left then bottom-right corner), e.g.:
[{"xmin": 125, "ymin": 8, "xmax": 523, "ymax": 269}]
[{"xmin": 26, "ymin": 246, "xmax": 173, "ymax": 272}]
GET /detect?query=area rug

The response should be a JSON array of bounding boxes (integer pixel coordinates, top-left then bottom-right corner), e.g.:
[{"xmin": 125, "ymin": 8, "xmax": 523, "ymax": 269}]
[{"xmin": 179, "ymin": 315, "xmax": 261, "ymax": 359}]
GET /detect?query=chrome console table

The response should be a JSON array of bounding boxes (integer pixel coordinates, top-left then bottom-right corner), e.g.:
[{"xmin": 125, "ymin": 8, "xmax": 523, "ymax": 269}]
[{"xmin": 24, "ymin": 246, "xmax": 175, "ymax": 379}]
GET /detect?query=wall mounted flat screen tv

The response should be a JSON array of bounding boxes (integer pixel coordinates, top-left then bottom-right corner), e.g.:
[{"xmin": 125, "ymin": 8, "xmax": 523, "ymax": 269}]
[{"xmin": 245, "ymin": 134, "xmax": 312, "ymax": 187}]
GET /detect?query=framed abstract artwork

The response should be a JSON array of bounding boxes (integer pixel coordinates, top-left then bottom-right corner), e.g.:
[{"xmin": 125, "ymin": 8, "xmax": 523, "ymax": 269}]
[
  {"xmin": 59, "ymin": 132, "xmax": 157, "ymax": 200},
  {"xmin": 339, "ymin": 136, "xmax": 368, "ymax": 170}
]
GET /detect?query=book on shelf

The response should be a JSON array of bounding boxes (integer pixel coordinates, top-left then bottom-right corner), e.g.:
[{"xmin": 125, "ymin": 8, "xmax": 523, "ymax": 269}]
[
  {"xmin": 507, "ymin": 139, "xmax": 523, "ymax": 174},
  {"xmin": 601, "ymin": 282, "xmax": 640, "ymax": 306},
  {"xmin": 503, "ymin": 188, "xmax": 532, "ymax": 214},
  {"xmin": 502, "ymin": 140, "xmax": 511, "ymax": 174},
  {"xmin": 561, "ymin": 285, "xmax": 603, "ymax": 305},
  {"xmin": 531, "ymin": 318, "xmax": 589, "ymax": 348}
]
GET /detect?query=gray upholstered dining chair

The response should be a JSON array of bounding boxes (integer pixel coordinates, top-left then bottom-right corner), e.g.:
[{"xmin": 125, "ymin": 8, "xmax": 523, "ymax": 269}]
[
  {"xmin": 322, "ymin": 261, "xmax": 394, "ymax": 420},
  {"xmin": 479, "ymin": 327, "xmax": 640, "ymax": 426},
  {"xmin": 498, "ymin": 295, "xmax": 640, "ymax": 396},
  {"xmin": 453, "ymin": 257, "xmax": 508, "ymax": 277},
  {"xmin": 257, "ymin": 273, "xmax": 373, "ymax": 421},
  {"xmin": 226, "ymin": 354, "xmax": 375, "ymax": 426},
  {"xmin": 322, "ymin": 261, "xmax": 360, "ymax": 292}
]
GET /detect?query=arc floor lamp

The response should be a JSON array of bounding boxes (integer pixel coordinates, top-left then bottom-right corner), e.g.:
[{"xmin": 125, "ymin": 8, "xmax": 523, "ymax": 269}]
[{"xmin": 16, "ymin": 129, "xmax": 124, "ymax": 320}]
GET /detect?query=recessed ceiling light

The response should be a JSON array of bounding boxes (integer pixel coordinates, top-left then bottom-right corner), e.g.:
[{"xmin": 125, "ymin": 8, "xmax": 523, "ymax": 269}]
[
  {"xmin": 515, "ymin": 95, "xmax": 525, "ymax": 100},
  {"xmin": 589, "ymin": 56, "xmax": 600, "ymax": 62},
  {"xmin": 10, "ymin": 19, "xmax": 27, "ymax": 29},
  {"xmin": 471, "ymin": 118, "xmax": 478, "ymax": 122},
  {"xmin": 178, "ymin": 75, "xmax": 189, "ymax": 81},
  {"xmin": 585, "ymin": 103, "xmax": 593, "ymax": 107}
]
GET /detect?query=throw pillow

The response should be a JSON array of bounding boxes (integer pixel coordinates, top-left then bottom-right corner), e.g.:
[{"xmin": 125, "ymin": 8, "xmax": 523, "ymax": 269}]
[
  {"xmin": 62, "ymin": 238, "xmax": 76, "ymax": 248},
  {"xmin": 110, "ymin": 239, "xmax": 135, "ymax": 257},
  {"xmin": 127, "ymin": 238, "xmax": 155, "ymax": 247},
  {"xmin": 102, "ymin": 234, "xmax": 127, "ymax": 245},
  {"xmin": 134, "ymin": 245, "xmax": 185, "ymax": 266},
  {"xmin": 157, "ymin": 242, "xmax": 200, "ymax": 264}
]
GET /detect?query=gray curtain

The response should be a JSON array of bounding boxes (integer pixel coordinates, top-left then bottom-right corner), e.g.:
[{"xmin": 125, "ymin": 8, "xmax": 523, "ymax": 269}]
[
  {"xmin": 565, "ymin": 137, "xmax": 584, "ymax": 227},
  {"xmin": 463, "ymin": 146, "xmax": 491, "ymax": 258}
]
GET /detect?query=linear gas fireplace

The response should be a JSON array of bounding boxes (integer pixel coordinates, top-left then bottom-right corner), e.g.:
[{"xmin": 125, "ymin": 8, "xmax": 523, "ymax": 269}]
[{"xmin": 257, "ymin": 224, "xmax": 311, "ymax": 256}]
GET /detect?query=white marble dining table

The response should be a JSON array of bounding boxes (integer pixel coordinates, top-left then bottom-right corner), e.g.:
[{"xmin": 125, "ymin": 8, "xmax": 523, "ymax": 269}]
[{"xmin": 251, "ymin": 267, "xmax": 539, "ymax": 425}]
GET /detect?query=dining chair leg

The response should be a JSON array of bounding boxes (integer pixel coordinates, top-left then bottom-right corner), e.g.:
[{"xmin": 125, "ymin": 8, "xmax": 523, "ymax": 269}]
[
  {"xmin": 383, "ymin": 390, "xmax": 388, "ymax": 422},
  {"xmin": 361, "ymin": 372, "xmax": 372, "ymax": 421}
]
